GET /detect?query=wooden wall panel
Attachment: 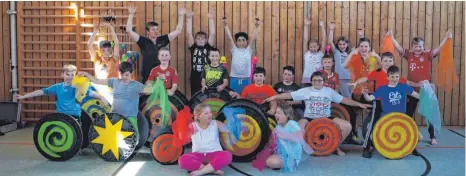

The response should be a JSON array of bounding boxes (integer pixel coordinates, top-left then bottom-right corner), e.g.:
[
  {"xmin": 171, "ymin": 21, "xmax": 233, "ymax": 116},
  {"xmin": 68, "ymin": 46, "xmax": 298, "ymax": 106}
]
[{"xmin": 3, "ymin": 1, "xmax": 463, "ymax": 126}]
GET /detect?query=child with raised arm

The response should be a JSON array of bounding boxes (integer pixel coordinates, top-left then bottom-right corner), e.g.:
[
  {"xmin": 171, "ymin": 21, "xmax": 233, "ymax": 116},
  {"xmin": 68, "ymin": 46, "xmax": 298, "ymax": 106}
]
[
  {"xmin": 146, "ymin": 47, "xmax": 179, "ymax": 96},
  {"xmin": 15, "ymin": 64, "xmax": 109, "ymax": 120},
  {"xmin": 361, "ymin": 65, "xmax": 420, "ymax": 158},
  {"xmin": 222, "ymin": 16, "xmax": 260, "ymax": 94},
  {"xmin": 78, "ymin": 62, "xmax": 152, "ymax": 137},
  {"xmin": 88, "ymin": 21, "xmax": 120, "ymax": 79},
  {"xmin": 301, "ymin": 17, "xmax": 326, "ymax": 87},
  {"xmin": 389, "ymin": 30, "xmax": 452, "ymax": 145},
  {"xmin": 265, "ymin": 71, "xmax": 371, "ymax": 156},
  {"xmin": 328, "ymin": 21, "xmax": 352, "ymax": 97},
  {"xmin": 126, "ymin": 6, "xmax": 185, "ymax": 83},
  {"xmin": 178, "ymin": 103, "xmax": 233, "ymax": 176},
  {"xmin": 343, "ymin": 37, "xmax": 381, "ymax": 144},
  {"xmin": 201, "ymin": 48, "xmax": 229, "ymax": 93},
  {"xmin": 186, "ymin": 11, "xmax": 216, "ymax": 94}
]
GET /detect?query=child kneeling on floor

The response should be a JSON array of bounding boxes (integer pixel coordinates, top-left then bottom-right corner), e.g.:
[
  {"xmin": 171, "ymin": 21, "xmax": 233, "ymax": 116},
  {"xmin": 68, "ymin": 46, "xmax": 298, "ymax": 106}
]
[
  {"xmin": 178, "ymin": 103, "xmax": 234, "ymax": 176},
  {"xmin": 252, "ymin": 103, "xmax": 313, "ymax": 172}
]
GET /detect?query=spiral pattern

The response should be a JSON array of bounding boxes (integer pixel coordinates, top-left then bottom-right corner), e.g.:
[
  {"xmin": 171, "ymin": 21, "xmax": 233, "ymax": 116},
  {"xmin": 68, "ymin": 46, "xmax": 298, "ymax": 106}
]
[
  {"xmin": 220, "ymin": 115, "xmax": 262, "ymax": 157},
  {"xmin": 304, "ymin": 118, "xmax": 341, "ymax": 156},
  {"xmin": 81, "ymin": 96, "xmax": 111, "ymax": 120},
  {"xmin": 331, "ymin": 103, "xmax": 350, "ymax": 122},
  {"xmin": 203, "ymin": 98, "xmax": 226, "ymax": 117},
  {"xmin": 141, "ymin": 100, "xmax": 179, "ymax": 143},
  {"xmin": 373, "ymin": 113, "xmax": 419, "ymax": 159},
  {"xmin": 151, "ymin": 133, "xmax": 184, "ymax": 165},
  {"xmin": 33, "ymin": 113, "xmax": 82, "ymax": 161}
]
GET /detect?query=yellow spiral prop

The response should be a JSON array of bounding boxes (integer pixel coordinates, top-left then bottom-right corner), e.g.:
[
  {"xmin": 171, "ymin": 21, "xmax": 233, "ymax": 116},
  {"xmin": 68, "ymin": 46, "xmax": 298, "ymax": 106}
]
[
  {"xmin": 220, "ymin": 115, "xmax": 261, "ymax": 157},
  {"xmin": 372, "ymin": 112, "xmax": 419, "ymax": 159}
]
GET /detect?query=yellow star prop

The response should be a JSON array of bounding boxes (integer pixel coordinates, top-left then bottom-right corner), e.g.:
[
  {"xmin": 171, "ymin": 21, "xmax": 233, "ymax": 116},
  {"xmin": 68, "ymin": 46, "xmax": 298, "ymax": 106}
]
[{"xmin": 91, "ymin": 115, "xmax": 134, "ymax": 160}]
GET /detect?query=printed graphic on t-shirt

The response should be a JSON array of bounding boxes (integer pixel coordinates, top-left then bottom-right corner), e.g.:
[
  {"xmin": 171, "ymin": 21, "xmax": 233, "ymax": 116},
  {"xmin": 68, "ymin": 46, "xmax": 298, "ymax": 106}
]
[
  {"xmin": 388, "ymin": 91, "xmax": 402, "ymax": 105},
  {"xmin": 409, "ymin": 62, "xmax": 425, "ymax": 72},
  {"xmin": 307, "ymin": 96, "xmax": 332, "ymax": 117},
  {"xmin": 206, "ymin": 70, "xmax": 222, "ymax": 86},
  {"xmin": 193, "ymin": 48, "xmax": 209, "ymax": 72}
]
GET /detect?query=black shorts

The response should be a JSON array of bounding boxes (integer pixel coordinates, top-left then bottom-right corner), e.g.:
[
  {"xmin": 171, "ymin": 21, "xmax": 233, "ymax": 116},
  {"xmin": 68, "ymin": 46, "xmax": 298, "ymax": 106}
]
[{"xmin": 303, "ymin": 116, "xmax": 335, "ymax": 122}]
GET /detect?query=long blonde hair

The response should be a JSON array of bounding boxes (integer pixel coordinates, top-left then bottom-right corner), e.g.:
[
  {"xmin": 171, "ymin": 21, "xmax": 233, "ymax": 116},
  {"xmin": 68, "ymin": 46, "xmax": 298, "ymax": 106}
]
[{"xmin": 277, "ymin": 103, "xmax": 299, "ymax": 122}]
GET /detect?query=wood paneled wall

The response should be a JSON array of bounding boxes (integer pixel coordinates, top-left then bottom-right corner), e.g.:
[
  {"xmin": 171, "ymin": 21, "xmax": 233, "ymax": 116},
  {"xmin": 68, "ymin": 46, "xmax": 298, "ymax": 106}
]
[{"xmin": 9, "ymin": 1, "xmax": 466, "ymax": 126}]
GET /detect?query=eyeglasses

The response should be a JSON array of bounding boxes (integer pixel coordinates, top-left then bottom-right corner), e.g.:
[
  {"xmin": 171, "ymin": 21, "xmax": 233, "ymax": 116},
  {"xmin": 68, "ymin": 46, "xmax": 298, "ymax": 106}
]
[{"xmin": 312, "ymin": 79, "xmax": 324, "ymax": 83}]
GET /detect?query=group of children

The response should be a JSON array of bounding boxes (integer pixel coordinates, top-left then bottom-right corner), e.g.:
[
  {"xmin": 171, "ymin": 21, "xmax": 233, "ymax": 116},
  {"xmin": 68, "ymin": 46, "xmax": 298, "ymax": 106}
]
[{"xmin": 13, "ymin": 6, "xmax": 453, "ymax": 175}]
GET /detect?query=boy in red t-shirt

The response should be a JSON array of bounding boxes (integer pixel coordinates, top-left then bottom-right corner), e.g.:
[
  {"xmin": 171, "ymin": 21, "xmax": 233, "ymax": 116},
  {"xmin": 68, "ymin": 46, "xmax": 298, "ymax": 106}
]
[
  {"xmin": 240, "ymin": 67, "xmax": 277, "ymax": 115},
  {"xmin": 146, "ymin": 47, "xmax": 179, "ymax": 96},
  {"xmin": 319, "ymin": 55, "xmax": 340, "ymax": 91},
  {"xmin": 390, "ymin": 30, "xmax": 452, "ymax": 145}
]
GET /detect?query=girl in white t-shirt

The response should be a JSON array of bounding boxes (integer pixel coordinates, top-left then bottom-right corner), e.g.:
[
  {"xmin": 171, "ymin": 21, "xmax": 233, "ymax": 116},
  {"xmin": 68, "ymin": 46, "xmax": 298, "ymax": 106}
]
[
  {"xmin": 301, "ymin": 18, "xmax": 326, "ymax": 86},
  {"xmin": 178, "ymin": 103, "xmax": 233, "ymax": 176}
]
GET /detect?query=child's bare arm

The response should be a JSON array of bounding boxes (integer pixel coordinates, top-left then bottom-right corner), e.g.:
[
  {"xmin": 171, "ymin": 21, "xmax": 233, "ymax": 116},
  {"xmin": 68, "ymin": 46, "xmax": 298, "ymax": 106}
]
[
  {"xmin": 411, "ymin": 91, "xmax": 420, "ymax": 99},
  {"xmin": 328, "ymin": 21, "xmax": 337, "ymax": 52},
  {"xmin": 216, "ymin": 120, "xmax": 230, "ymax": 133},
  {"xmin": 207, "ymin": 12, "xmax": 216, "ymax": 46},
  {"xmin": 319, "ymin": 21, "xmax": 327, "ymax": 53},
  {"xmin": 303, "ymin": 15, "xmax": 311, "ymax": 52},
  {"xmin": 223, "ymin": 18, "xmax": 236, "ymax": 48},
  {"xmin": 249, "ymin": 18, "xmax": 260, "ymax": 50},
  {"xmin": 432, "ymin": 30, "xmax": 452, "ymax": 57},
  {"xmin": 104, "ymin": 22, "xmax": 120, "ymax": 60},
  {"xmin": 142, "ymin": 83, "xmax": 152, "ymax": 95},
  {"xmin": 78, "ymin": 71, "xmax": 108, "ymax": 85},
  {"xmin": 168, "ymin": 8, "xmax": 185, "ymax": 41},
  {"xmin": 388, "ymin": 30, "xmax": 404, "ymax": 54},
  {"xmin": 126, "ymin": 6, "xmax": 140, "ymax": 42},
  {"xmin": 186, "ymin": 11, "xmax": 195, "ymax": 46},
  {"xmin": 87, "ymin": 21, "xmax": 100, "ymax": 62},
  {"xmin": 14, "ymin": 89, "xmax": 44, "ymax": 100}
]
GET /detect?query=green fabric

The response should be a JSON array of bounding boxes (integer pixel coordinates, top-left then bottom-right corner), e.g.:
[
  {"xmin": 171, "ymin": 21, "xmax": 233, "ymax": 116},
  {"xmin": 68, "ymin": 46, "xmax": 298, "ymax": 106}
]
[
  {"xmin": 145, "ymin": 78, "xmax": 171, "ymax": 127},
  {"xmin": 127, "ymin": 116, "xmax": 139, "ymax": 137}
]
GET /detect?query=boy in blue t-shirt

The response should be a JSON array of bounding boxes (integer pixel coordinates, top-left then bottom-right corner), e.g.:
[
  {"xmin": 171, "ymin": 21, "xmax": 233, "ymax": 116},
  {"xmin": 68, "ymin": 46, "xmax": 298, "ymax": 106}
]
[
  {"xmin": 362, "ymin": 65, "xmax": 420, "ymax": 158},
  {"xmin": 15, "ymin": 64, "xmax": 108, "ymax": 120}
]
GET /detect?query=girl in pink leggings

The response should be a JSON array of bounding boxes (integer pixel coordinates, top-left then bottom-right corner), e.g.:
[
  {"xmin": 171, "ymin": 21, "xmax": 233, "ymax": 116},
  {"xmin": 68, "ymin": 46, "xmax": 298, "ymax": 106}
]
[{"xmin": 178, "ymin": 103, "xmax": 233, "ymax": 176}]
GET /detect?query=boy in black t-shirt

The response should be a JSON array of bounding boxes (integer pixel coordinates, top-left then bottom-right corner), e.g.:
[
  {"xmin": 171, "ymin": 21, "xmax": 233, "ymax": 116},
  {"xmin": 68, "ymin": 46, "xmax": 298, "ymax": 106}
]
[
  {"xmin": 126, "ymin": 6, "xmax": 186, "ymax": 83},
  {"xmin": 273, "ymin": 66, "xmax": 304, "ymax": 117},
  {"xmin": 187, "ymin": 11, "xmax": 216, "ymax": 94},
  {"xmin": 201, "ymin": 48, "xmax": 229, "ymax": 92}
]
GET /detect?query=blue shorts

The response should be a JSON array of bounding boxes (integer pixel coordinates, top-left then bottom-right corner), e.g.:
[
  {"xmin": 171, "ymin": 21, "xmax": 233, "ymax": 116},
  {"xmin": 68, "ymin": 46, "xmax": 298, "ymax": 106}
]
[{"xmin": 230, "ymin": 77, "xmax": 251, "ymax": 94}]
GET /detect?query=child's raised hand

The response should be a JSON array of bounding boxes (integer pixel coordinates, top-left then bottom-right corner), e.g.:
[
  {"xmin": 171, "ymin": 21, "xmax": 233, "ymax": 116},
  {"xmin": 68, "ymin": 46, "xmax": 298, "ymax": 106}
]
[
  {"xmin": 222, "ymin": 16, "xmax": 227, "ymax": 26},
  {"xmin": 186, "ymin": 11, "xmax": 194, "ymax": 18},
  {"xmin": 357, "ymin": 27, "xmax": 365, "ymax": 36},
  {"xmin": 328, "ymin": 21, "xmax": 336, "ymax": 30},
  {"xmin": 254, "ymin": 17, "xmax": 260, "ymax": 27},
  {"xmin": 319, "ymin": 20, "xmax": 325, "ymax": 27},
  {"xmin": 446, "ymin": 30, "xmax": 453, "ymax": 38},
  {"xmin": 178, "ymin": 7, "xmax": 186, "ymax": 15},
  {"xmin": 128, "ymin": 6, "xmax": 137, "ymax": 14},
  {"xmin": 304, "ymin": 15, "xmax": 311, "ymax": 26},
  {"xmin": 206, "ymin": 12, "xmax": 214, "ymax": 19}
]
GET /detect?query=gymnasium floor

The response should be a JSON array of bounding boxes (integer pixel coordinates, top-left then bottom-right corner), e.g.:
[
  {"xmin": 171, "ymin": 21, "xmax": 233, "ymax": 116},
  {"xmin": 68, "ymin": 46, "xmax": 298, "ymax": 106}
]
[{"xmin": 0, "ymin": 126, "xmax": 464, "ymax": 176}]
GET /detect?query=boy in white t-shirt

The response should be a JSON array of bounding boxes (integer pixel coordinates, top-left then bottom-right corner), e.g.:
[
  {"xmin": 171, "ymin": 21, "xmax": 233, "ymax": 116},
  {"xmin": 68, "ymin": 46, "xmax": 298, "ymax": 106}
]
[
  {"xmin": 222, "ymin": 16, "xmax": 260, "ymax": 94},
  {"xmin": 265, "ymin": 71, "xmax": 371, "ymax": 156}
]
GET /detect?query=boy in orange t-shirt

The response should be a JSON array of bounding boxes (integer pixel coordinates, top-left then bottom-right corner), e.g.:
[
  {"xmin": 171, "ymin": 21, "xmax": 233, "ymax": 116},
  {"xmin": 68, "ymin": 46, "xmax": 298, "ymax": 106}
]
[{"xmin": 240, "ymin": 67, "xmax": 277, "ymax": 115}]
